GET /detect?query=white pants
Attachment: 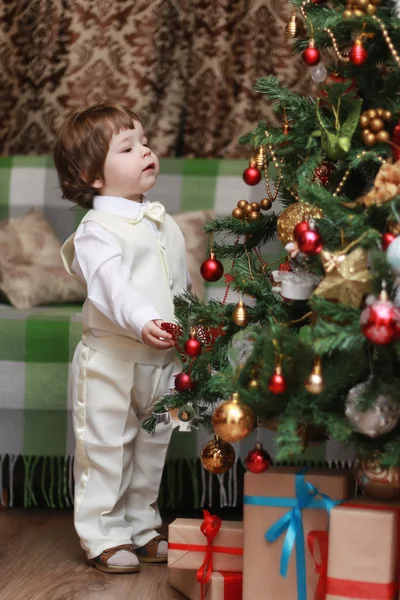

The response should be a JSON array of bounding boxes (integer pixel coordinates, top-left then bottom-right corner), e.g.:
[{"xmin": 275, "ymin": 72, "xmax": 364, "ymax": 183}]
[{"xmin": 70, "ymin": 338, "xmax": 177, "ymax": 559}]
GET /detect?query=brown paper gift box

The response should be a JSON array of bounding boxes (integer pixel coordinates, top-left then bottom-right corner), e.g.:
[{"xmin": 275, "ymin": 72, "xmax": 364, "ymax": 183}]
[
  {"xmin": 168, "ymin": 518, "xmax": 243, "ymax": 573},
  {"xmin": 326, "ymin": 500, "xmax": 399, "ymax": 600},
  {"xmin": 243, "ymin": 467, "xmax": 353, "ymax": 600},
  {"xmin": 169, "ymin": 569, "xmax": 242, "ymax": 600}
]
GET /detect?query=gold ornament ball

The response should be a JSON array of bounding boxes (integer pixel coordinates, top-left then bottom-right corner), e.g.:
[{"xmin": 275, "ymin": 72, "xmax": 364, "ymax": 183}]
[
  {"xmin": 248, "ymin": 378, "xmax": 259, "ymax": 389},
  {"xmin": 353, "ymin": 453, "xmax": 400, "ymax": 500},
  {"xmin": 285, "ymin": 11, "xmax": 298, "ymax": 38},
  {"xmin": 260, "ymin": 198, "xmax": 273, "ymax": 211},
  {"xmin": 366, "ymin": 4, "xmax": 378, "ymax": 14},
  {"xmin": 362, "ymin": 130, "xmax": 376, "ymax": 147},
  {"xmin": 237, "ymin": 199, "xmax": 248, "ymax": 209},
  {"xmin": 375, "ymin": 129, "xmax": 390, "ymax": 143},
  {"xmin": 232, "ymin": 207, "xmax": 245, "ymax": 220},
  {"xmin": 355, "ymin": 0, "xmax": 369, "ymax": 8},
  {"xmin": 304, "ymin": 362, "xmax": 325, "ymax": 395},
  {"xmin": 366, "ymin": 109, "xmax": 377, "ymax": 120},
  {"xmin": 212, "ymin": 392, "xmax": 254, "ymax": 443},
  {"xmin": 353, "ymin": 8, "xmax": 364, "ymax": 16},
  {"xmin": 342, "ymin": 8, "xmax": 354, "ymax": 17},
  {"xmin": 383, "ymin": 110, "xmax": 392, "ymax": 121},
  {"xmin": 250, "ymin": 202, "xmax": 261, "ymax": 212},
  {"xmin": 232, "ymin": 299, "xmax": 249, "ymax": 327},
  {"xmin": 369, "ymin": 118, "xmax": 384, "ymax": 132},
  {"xmin": 200, "ymin": 438, "xmax": 236, "ymax": 474},
  {"xmin": 244, "ymin": 203, "xmax": 254, "ymax": 215},
  {"xmin": 376, "ymin": 108, "xmax": 385, "ymax": 117},
  {"xmin": 247, "ymin": 210, "xmax": 261, "ymax": 222},
  {"xmin": 359, "ymin": 115, "xmax": 370, "ymax": 129}
]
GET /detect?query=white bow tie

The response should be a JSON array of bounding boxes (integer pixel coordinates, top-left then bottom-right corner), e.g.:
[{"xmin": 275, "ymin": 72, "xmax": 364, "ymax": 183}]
[{"xmin": 127, "ymin": 201, "xmax": 166, "ymax": 226}]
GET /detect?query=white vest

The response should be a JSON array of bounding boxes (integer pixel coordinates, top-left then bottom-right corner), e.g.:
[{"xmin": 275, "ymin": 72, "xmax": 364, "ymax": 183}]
[{"xmin": 60, "ymin": 209, "xmax": 187, "ymax": 364}]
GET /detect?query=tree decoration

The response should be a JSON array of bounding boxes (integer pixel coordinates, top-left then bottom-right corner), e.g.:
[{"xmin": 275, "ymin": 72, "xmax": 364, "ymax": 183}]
[
  {"xmin": 391, "ymin": 120, "xmax": 400, "ymax": 162},
  {"xmin": 302, "ymin": 39, "xmax": 321, "ymax": 66},
  {"xmin": 349, "ymin": 37, "xmax": 368, "ymax": 66},
  {"xmin": 304, "ymin": 356, "xmax": 325, "ymax": 394},
  {"xmin": 277, "ymin": 202, "xmax": 323, "ymax": 246},
  {"xmin": 359, "ymin": 108, "xmax": 391, "ymax": 147},
  {"xmin": 200, "ymin": 436, "xmax": 236, "ymax": 474},
  {"xmin": 314, "ymin": 247, "xmax": 371, "ymax": 308},
  {"xmin": 345, "ymin": 377, "xmax": 400, "ymax": 438},
  {"xmin": 285, "ymin": 10, "xmax": 299, "ymax": 38},
  {"xmin": 245, "ymin": 442, "xmax": 271, "ymax": 473},
  {"xmin": 212, "ymin": 392, "xmax": 254, "ymax": 442},
  {"xmin": 297, "ymin": 218, "xmax": 323, "ymax": 255},
  {"xmin": 174, "ymin": 372, "xmax": 193, "ymax": 391},
  {"xmin": 232, "ymin": 299, "xmax": 249, "ymax": 327},
  {"xmin": 353, "ymin": 453, "xmax": 400, "ymax": 500},
  {"xmin": 184, "ymin": 328, "xmax": 202, "ymax": 358},
  {"xmin": 382, "ymin": 232, "xmax": 396, "ymax": 251},
  {"xmin": 343, "ymin": 0, "xmax": 381, "ymax": 18},
  {"xmin": 316, "ymin": 97, "xmax": 363, "ymax": 160},
  {"xmin": 311, "ymin": 63, "xmax": 328, "ymax": 84},
  {"xmin": 268, "ymin": 359, "xmax": 287, "ymax": 395},
  {"xmin": 356, "ymin": 161, "xmax": 398, "ymax": 207},
  {"xmin": 242, "ymin": 158, "xmax": 262, "ymax": 186},
  {"xmin": 200, "ymin": 252, "xmax": 224, "ymax": 282},
  {"xmin": 313, "ymin": 161, "xmax": 335, "ymax": 187},
  {"xmin": 360, "ymin": 285, "xmax": 400, "ymax": 345}
]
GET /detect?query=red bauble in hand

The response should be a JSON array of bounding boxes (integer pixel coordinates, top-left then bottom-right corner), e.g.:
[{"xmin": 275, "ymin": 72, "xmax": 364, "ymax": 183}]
[
  {"xmin": 243, "ymin": 165, "xmax": 262, "ymax": 186},
  {"xmin": 184, "ymin": 330, "xmax": 202, "ymax": 358},
  {"xmin": 297, "ymin": 228, "xmax": 323, "ymax": 255},
  {"xmin": 293, "ymin": 221, "xmax": 310, "ymax": 242},
  {"xmin": 200, "ymin": 253, "xmax": 224, "ymax": 282},
  {"xmin": 382, "ymin": 233, "xmax": 396, "ymax": 251},
  {"xmin": 302, "ymin": 41, "xmax": 321, "ymax": 66},
  {"xmin": 268, "ymin": 366, "xmax": 287, "ymax": 395},
  {"xmin": 349, "ymin": 39, "xmax": 367, "ymax": 66},
  {"xmin": 361, "ymin": 290, "xmax": 400, "ymax": 345},
  {"xmin": 245, "ymin": 442, "xmax": 271, "ymax": 474},
  {"xmin": 174, "ymin": 372, "xmax": 193, "ymax": 391}
]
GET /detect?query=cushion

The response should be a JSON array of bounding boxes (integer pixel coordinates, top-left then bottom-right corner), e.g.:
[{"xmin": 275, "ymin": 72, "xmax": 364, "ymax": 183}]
[
  {"xmin": 172, "ymin": 210, "xmax": 215, "ymax": 300},
  {"xmin": 0, "ymin": 209, "xmax": 85, "ymax": 309}
]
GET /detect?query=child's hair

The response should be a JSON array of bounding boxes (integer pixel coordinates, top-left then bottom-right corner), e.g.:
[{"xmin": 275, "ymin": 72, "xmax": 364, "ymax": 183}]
[{"xmin": 54, "ymin": 102, "xmax": 141, "ymax": 209}]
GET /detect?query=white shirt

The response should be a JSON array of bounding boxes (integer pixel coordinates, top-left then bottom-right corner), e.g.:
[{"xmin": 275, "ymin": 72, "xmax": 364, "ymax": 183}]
[{"xmin": 72, "ymin": 195, "xmax": 163, "ymax": 340}]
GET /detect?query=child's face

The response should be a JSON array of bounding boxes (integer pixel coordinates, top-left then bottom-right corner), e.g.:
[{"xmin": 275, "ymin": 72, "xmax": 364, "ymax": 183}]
[{"xmin": 93, "ymin": 120, "xmax": 159, "ymax": 201}]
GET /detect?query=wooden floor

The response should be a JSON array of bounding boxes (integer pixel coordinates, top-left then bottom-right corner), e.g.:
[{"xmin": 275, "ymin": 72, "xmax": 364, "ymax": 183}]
[{"xmin": 0, "ymin": 510, "xmax": 186, "ymax": 600}]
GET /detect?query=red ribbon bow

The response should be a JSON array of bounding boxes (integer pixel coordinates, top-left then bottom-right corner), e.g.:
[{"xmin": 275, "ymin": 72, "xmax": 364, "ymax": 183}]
[
  {"xmin": 196, "ymin": 510, "xmax": 222, "ymax": 600},
  {"xmin": 308, "ymin": 530, "xmax": 329, "ymax": 600}
]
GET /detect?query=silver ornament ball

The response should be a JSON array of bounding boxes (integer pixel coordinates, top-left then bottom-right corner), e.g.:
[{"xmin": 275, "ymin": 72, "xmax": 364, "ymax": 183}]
[
  {"xmin": 345, "ymin": 377, "xmax": 400, "ymax": 438},
  {"xmin": 311, "ymin": 63, "xmax": 327, "ymax": 83},
  {"xmin": 386, "ymin": 237, "xmax": 400, "ymax": 277}
]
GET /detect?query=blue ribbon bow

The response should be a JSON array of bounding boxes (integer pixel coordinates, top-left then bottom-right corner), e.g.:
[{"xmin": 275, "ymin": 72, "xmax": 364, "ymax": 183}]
[{"xmin": 244, "ymin": 470, "xmax": 338, "ymax": 600}]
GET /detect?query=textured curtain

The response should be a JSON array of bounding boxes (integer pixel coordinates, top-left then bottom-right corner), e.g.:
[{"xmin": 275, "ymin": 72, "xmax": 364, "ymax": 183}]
[{"xmin": 0, "ymin": 0, "xmax": 312, "ymax": 157}]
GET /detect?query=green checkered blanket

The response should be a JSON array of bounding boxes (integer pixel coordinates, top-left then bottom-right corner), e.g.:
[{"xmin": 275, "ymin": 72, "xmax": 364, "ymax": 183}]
[{"xmin": 0, "ymin": 157, "xmax": 354, "ymax": 508}]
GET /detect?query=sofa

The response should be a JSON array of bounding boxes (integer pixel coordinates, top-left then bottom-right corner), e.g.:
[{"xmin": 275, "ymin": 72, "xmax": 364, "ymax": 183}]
[{"xmin": 0, "ymin": 156, "xmax": 354, "ymax": 510}]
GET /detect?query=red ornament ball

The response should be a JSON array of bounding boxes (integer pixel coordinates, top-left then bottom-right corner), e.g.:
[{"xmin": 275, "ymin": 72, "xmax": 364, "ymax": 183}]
[
  {"xmin": 175, "ymin": 372, "xmax": 193, "ymax": 391},
  {"xmin": 302, "ymin": 45, "xmax": 321, "ymax": 67},
  {"xmin": 382, "ymin": 233, "xmax": 397, "ymax": 251},
  {"xmin": 184, "ymin": 336, "xmax": 202, "ymax": 358},
  {"xmin": 245, "ymin": 442, "xmax": 271, "ymax": 474},
  {"xmin": 242, "ymin": 166, "xmax": 262, "ymax": 186},
  {"xmin": 200, "ymin": 254, "xmax": 224, "ymax": 282},
  {"xmin": 268, "ymin": 370, "xmax": 287, "ymax": 395},
  {"xmin": 392, "ymin": 123, "xmax": 400, "ymax": 163},
  {"xmin": 293, "ymin": 221, "xmax": 310, "ymax": 242},
  {"xmin": 297, "ymin": 229, "xmax": 323, "ymax": 255},
  {"xmin": 349, "ymin": 40, "xmax": 368, "ymax": 66},
  {"xmin": 361, "ymin": 295, "xmax": 400, "ymax": 345}
]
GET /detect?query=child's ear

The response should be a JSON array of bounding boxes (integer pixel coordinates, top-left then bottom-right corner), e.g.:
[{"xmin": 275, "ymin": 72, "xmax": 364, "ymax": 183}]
[{"xmin": 81, "ymin": 171, "xmax": 102, "ymax": 189}]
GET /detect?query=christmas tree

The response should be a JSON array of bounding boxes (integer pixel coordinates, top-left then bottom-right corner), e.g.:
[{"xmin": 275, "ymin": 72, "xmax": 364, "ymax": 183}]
[{"xmin": 147, "ymin": 0, "xmax": 400, "ymax": 488}]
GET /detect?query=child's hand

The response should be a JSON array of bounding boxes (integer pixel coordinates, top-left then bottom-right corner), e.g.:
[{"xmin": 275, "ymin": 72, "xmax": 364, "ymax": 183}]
[{"xmin": 142, "ymin": 319, "xmax": 175, "ymax": 350}]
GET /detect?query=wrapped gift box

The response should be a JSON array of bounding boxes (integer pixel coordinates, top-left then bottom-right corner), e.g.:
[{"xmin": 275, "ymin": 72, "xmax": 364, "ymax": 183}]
[
  {"xmin": 169, "ymin": 568, "xmax": 242, "ymax": 600},
  {"xmin": 243, "ymin": 467, "xmax": 353, "ymax": 600},
  {"xmin": 326, "ymin": 499, "xmax": 399, "ymax": 600},
  {"xmin": 168, "ymin": 517, "xmax": 243, "ymax": 573}
]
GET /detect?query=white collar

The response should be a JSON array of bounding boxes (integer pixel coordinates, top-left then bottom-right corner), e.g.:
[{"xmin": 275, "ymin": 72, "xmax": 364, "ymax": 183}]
[{"xmin": 93, "ymin": 194, "xmax": 150, "ymax": 218}]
